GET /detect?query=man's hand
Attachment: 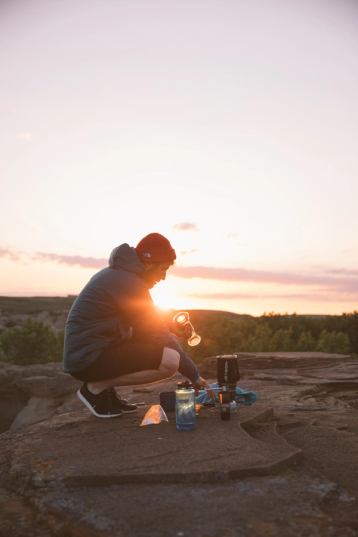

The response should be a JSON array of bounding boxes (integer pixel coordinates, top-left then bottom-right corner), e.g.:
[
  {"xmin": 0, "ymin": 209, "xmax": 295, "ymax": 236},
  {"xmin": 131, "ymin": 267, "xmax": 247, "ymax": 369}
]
[
  {"xmin": 171, "ymin": 321, "xmax": 193, "ymax": 340},
  {"xmin": 193, "ymin": 376, "xmax": 217, "ymax": 403}
]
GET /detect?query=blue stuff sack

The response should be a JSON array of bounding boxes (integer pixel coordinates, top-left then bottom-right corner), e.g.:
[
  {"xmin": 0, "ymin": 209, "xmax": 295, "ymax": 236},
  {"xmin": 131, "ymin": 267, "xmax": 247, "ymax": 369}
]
[{"xmin": 195, "ymin": 383, "xmax": 257, "ymax": 406}]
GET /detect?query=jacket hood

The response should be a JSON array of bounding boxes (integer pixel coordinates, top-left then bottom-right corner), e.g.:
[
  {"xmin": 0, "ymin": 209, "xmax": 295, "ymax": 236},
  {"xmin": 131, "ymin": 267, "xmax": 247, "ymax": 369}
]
[{"xmin": 108, "ymin": 243, "xmax": 145, "ymax": 274}]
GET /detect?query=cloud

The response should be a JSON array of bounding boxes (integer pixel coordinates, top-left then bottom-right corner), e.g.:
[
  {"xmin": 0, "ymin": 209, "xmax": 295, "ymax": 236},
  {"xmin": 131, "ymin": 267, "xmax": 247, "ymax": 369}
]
[
  {"xmin": 16, "ymin": 132, "xmax": 33, "ymax": 141},
  {"xmin": 187, "ymin": 291, "xmax": 358, "ymax": 302},
  {"xmin": 324, "ymin": 268, "xmax": 358, "ymax": 277},
  {"xmin": 33, "ymin": 252, "xmax": 106, "ymax": 269},
  {"xmin": 173, "ymin": 222, "xmax": 198, "ymax": 231},
  {"xmin": 226, "ymin": 232, "xmax": 240, "ymax": 240},
  {"xmin": 31, "ymin": 254, "xmax": 358, "ymax": 293},
  {"xmin": 0, "ymin": 247, "xmax": 106, "ymax": 269},
  {"xmin": 171, "ymin": 265, "xmax": 358, "ymax": 302},
  {"xmin": 179, "ymin": 249, "xmax": 198, "ymax": 256},
  {"xmin": 171, "ymin": 265, "xmax": 358, "ymax": 288},
  {"xmin": 1, "ymin": 246, "xmax": 358, "ymax": 302},
  {"xmin": 0, "ymin": 247, "xmax": 24, "ymax": 262}
]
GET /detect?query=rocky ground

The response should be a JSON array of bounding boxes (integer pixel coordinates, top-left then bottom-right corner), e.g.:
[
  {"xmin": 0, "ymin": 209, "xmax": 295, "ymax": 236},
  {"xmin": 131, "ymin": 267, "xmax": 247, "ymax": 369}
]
[{"xmin": 0, "ymin": 352, "xmax": 358, "ymax": 537}]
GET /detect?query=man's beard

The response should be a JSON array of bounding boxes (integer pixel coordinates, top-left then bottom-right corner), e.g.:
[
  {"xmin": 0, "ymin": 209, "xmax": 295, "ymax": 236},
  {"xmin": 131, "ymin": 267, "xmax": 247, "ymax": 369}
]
[{"xmin": 142, "ymin": 269, "xmax": 159, "ymax": 288}]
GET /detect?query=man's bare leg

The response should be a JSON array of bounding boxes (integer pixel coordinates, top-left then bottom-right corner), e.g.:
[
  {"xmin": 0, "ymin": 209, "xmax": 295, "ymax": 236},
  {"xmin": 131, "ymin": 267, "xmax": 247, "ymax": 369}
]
[{"xmin": 87, "ymin": 347, "xmax": 180, "ymax": 394}]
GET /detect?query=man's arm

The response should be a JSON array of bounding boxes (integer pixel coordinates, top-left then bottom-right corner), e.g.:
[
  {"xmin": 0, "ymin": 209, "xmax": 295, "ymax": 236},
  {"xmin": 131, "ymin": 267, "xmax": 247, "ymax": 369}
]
[
  {"xmin": 118, "ymin": 282, "xmax": 201, "ymax": 385},
  {"xmin": 158, "ymin": 332, "xmax": 200, "ymax": 385}
]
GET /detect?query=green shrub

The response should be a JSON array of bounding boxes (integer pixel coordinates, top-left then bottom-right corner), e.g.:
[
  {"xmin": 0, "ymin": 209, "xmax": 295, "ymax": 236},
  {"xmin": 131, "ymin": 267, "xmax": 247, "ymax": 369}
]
[
  {"xmin": 315, "ymin": 330, "xmax": 350, "ymax": 354},
  {"xmin": 0, "ymin": 318, "xmax": 63, "ymax": 365},
  {"xmin": 296, "ymin": 331, "xmax": 316, "ymax": 351},
  {"xmin": 270, "ymin": 328, "xmax": 294, "ymax": 351}
]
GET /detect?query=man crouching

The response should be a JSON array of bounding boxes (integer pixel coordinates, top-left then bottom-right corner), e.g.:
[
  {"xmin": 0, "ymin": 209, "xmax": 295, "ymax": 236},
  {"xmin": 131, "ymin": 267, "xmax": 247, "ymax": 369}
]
[{"xmin": 63, "ymin": 233, "xmax": 208, "ymax": 418}]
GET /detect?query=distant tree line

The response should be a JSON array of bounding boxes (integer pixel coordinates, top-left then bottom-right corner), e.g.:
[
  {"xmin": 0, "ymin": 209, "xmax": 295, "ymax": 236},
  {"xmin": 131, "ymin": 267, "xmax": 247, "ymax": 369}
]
[
  {"xmin": 0, "ymin": 311, "xmax": 357, "ymax": 365},
  {"xmin": 185, "ymin": 310, "xmax": 358, "ymax": 363}
]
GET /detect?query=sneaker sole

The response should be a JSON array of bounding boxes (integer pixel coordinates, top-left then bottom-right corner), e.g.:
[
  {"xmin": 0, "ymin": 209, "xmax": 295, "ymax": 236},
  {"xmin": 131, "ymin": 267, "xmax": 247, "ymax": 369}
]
[{"xmin": 77, "ymin": 389, "xmax": 122, "ymax": 418}]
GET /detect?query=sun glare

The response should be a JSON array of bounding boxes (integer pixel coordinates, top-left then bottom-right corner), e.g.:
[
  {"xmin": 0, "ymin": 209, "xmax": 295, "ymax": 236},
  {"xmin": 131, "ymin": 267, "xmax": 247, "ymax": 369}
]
[{"xmin": 150, "ymin": 284, "xmax": 187, "ymax": 311}]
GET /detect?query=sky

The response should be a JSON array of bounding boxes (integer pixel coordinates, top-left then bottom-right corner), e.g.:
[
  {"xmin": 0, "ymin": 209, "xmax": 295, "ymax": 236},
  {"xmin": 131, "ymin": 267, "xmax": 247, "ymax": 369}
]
[{"xmin": 0, "ymin": 0, "xmax": 357, "ymax": 316}]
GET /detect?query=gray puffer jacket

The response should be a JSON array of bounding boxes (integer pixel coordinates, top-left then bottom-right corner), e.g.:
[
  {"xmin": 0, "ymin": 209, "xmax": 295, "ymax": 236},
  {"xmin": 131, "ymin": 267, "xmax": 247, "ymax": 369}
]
[{"xmin": 63, "ymin": 244, "xmax": 199, "ymax": 383}]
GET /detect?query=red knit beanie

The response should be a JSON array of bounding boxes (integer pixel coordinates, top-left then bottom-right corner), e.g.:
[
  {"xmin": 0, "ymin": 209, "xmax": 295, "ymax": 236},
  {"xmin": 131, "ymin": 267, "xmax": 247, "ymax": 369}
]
[{"xmin": 135, "ymin": 233, "xmax": 176, "ymax": 263}]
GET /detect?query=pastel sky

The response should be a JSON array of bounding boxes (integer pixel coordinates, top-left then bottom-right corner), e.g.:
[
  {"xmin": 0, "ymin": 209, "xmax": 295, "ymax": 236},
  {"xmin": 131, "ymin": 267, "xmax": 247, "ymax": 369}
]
[{"xmin": 1, "ymin": 0, "xmax": 357, "ymax": 315}]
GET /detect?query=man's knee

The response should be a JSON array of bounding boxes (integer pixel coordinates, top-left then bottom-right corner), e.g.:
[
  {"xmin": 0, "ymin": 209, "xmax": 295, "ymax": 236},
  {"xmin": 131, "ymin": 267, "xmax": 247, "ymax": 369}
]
[{"xmin": 159, "ymin": 347, "xmax": 180, "ymax": 377}]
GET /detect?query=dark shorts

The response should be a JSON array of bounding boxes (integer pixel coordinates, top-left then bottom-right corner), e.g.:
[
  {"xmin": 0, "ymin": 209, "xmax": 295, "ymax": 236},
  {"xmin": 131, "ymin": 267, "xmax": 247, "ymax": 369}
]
[{"xmin": 71, "ymin": 341, "xmax": 164, "ymax": 382}]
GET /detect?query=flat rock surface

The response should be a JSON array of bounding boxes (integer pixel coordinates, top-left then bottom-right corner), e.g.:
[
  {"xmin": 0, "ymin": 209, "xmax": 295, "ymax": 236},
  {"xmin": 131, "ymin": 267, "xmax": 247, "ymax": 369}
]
[
  {"xmin": 1, "ymin": 353, "xmax": 358, "ymax": 537},
  {"xmin": 5, "ymin": 403, "xmax": 300, "ymax": 489}
]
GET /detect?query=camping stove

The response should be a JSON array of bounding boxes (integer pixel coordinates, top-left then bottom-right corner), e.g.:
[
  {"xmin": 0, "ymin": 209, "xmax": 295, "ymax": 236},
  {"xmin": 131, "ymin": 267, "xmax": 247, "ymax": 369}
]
[{"xmin": 217, "ymin": 355, "xmax": 240, "ymax": 420}]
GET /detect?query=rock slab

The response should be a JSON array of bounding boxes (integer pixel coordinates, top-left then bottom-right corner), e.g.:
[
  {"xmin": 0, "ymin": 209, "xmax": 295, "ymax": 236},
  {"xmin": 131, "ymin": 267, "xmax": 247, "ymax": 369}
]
[{"xmin": 1, "ymin": 353, "xmax": 358, "ymax": 537}]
